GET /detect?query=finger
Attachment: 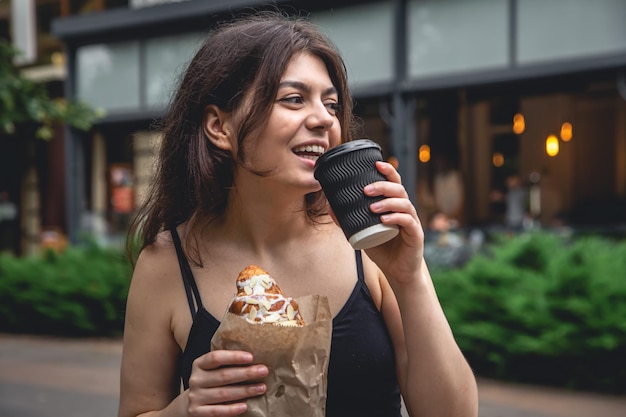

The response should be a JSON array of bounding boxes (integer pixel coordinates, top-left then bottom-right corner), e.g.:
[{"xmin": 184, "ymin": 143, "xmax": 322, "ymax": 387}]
[
  {"xmin": 195, "ymin": 350, "xmax": 254, "ymax": 371},
  {"xmin": 375, "ymin": 161, "xmax": 402, "ymax": 183},
  {"xmin": 192, "ymin": 351, "xmax": 269, "ymax": 389},
  {"xmin": 380, "ymin": 212, "xmax": 423, "ymax": 240},
  {"xmin": 369, "ymin": 196, "xmax": 423, "ymax": 242},
  {"xmin": 190, "ymin": 363, "xmax": 269, "ymax": 389},
  {"xmin": 364, "ymin": 181, "xmax": 408, "ymax": 199},
  {"xmin": 188, "ymin": 382, "xmax": 267, "ymax": 410},
  {"xmin": 369, "ymin": 197, "xmax": 417, "ymax": 219},
  {"xmin": 189, "ymin": 401, "xmax": 248, "ymax": 417}
]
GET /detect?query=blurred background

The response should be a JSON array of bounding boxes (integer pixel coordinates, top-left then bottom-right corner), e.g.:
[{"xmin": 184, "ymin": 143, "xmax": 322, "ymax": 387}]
[
  {"xmin": 0, "ymin": 0, "xmax": 625, "ymax": 409},
  {"xmin": 1, "ymin": 0, "xmax": 625, "ymax": 254}
]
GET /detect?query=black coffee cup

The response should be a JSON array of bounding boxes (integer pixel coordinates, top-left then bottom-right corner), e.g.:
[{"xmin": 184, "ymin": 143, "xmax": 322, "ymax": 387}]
[{"xmin": 314, "ymin": 139, "xmax": 399, "ymax": 249}]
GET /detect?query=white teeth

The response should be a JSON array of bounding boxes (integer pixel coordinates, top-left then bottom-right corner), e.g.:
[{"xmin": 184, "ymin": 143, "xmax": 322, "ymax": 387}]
[{"xmin": 293, "ymin": 145, "xmax": 325, "ymax": 155}]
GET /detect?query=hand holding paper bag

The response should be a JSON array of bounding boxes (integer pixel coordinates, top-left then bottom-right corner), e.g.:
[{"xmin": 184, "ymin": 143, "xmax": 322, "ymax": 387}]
[{"xmin": 211, "ymin": 265, "xmax": 333, "ymax": 417}]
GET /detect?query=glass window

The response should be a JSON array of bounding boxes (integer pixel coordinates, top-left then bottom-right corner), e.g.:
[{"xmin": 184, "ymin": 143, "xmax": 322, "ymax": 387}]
[
  {"xmin": 517, "ymin": 0, "xmax": 626, "ymax": 64},
  {"xmin": 76, "ymin": 41, "xmax": 140, "ymax": 111},
  {"xmin": 145, "ymin": 32, "xmax": 206, "ymax": 109},
  {"xmin": 311, "ymin": 1, "xmax": 394, "ymax": 88},
  {"xmin": 408, "ymin": 0, "xmax": 509, "ymax": 78}
]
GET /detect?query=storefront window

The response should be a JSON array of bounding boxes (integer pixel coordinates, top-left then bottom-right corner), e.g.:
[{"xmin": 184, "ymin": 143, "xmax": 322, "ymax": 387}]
[
  {"xmin": 517, "ymin": 0, "xmax": 626, "ymax": 64},
  {"xmin": 408, "ymin": 0, "xmax": 508, "ymax": 78},
  {"xmin": 76, "ymin": 41, "xmax": 141, "ymax": 111},
  {"xmin": 311, "ymin": 1, "xmax": 394, "ymax": 88},
  {"xmin": 145, "ymin": 32, "xmax": 205, "ymax": 109}
]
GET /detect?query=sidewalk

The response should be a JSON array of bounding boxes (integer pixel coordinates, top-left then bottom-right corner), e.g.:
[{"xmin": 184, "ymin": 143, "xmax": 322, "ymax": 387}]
[{"xmin": 1, "ymin": 334, "xmax": 625, "ymax": 417}]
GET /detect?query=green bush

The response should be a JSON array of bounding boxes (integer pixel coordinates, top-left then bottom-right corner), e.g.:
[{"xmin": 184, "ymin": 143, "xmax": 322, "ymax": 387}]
[
  {"xmin": 434, "ymin": 232, "xmax": 626, "ymax": 394},
  {"xmin": 0, "ymin": 240, "xmax": 132, "ymax": 337}
]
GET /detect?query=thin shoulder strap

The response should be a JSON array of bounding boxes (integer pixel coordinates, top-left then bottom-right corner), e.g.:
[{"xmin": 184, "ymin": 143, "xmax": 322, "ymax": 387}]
[
  {"xmin": 355, "ymin": 250, "xmax": 365, "ymax": 282},
  {"xmin": 170, "ymin": 227, "xmax": 204, "ymax": 317},
  {"xmin": 355, "ymin": 249, "xmax": 375, "ymax": 300}
]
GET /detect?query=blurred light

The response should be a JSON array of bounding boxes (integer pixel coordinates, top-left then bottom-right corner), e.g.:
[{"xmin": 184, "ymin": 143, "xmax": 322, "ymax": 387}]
[
  {"xmin": 492, "ymin": 152, "xmax": 504, "ymax": 167},
  {"xmin": 387, "ymin": 156, "xmax": 399, "ymax": 169},
  {"xmin": 51, "ymin": 52, "xmax": 65, "ymax": 67},
  {"xmin": 546, "ymin": 134, "xmax": 559, "ymax": 157},
  {"xmin": 512, "ymin": 113, "xmax": 525, "ymax": 134},
  {"xmin": 560, "ymin": 122, "xmax": 573, "ymax": 142},
  {"xmin": 418, "ymin": 145, "xmax": 431, "ymax": 163}
]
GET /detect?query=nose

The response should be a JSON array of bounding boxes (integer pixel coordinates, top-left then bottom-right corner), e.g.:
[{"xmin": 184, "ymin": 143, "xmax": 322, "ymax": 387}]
[{"xmin": 305, "ymin": 101, "xmax": 335, "ymax": 131}]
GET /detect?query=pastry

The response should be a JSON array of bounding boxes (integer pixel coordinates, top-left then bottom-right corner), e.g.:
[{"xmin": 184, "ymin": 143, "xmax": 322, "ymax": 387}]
[{"xmin": 228, "ymin": 265, "xmax": 305, "ymax": 326}]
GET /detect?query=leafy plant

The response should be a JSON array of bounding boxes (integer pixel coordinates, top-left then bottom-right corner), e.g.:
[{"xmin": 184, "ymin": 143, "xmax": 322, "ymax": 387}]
[
  {"xmin": 0, "ymin": 40, "xmax": 103, "ymax": 139},
  {"xmin": 0, "ymin": 240, "xmax": 131, "ymax": 336},
  {"xmin": 434, "ymin": 232, "xmax": 626, "ymax": 394}
]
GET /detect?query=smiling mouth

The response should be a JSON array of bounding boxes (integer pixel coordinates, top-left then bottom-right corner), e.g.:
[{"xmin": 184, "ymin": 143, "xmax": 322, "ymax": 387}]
[{"xmin": 292, "ymin": 145, "xmax": 325, "ymax": 161}]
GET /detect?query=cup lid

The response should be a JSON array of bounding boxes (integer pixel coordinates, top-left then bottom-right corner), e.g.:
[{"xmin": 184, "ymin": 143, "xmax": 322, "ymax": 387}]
[{"xmin": 315, "ymin": 139, "xmax": 381, "ymax": 168}]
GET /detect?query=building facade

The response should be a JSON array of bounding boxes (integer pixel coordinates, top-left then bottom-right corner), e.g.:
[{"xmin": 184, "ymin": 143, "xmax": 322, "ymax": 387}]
[
  {"xmin": 1, "ymin": 0, "xmax": 132, "ymax": 255},
  {"xmin": 42, "ymin": 0, "xmax": 626, "ymax": 244}
]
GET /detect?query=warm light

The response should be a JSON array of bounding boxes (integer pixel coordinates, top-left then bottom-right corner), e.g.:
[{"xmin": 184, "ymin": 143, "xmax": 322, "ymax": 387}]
[
  {"xmin": 51, "ymin": 52, "xmax": 65, "ymax": 67},
  {"xmin": 492, "ymin": 152, "xmax": 505, "ymax": 167},
  {"xmin": 560, "ymin": 122, "xmax": 573, "ymax": 142},
  {"xmin": 387, "ymin": 156, "xmax": 399, "ymax": 169},
  {"xmin": 546, "ymin": 134, "xmax": 559, "ymax": 157},
  {"xmin": 418, "ymin": 145, "xmax": 431, "ymax": 163},
  {"xmin": 512, "ymin": 113, "xmax": 525, "ymax": 134}
]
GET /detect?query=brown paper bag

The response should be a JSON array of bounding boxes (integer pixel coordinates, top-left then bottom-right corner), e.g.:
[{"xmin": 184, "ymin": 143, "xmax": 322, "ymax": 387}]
[{"xmin": 211, "ymin": 294, "xmax": 332, "ymax": 417}]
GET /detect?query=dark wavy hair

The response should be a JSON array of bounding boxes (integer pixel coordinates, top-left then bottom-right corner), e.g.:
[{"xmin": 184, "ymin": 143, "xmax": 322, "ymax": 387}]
[{"xmin": 127, "ymin": 12, "xmax": 356, "ymax": 262}]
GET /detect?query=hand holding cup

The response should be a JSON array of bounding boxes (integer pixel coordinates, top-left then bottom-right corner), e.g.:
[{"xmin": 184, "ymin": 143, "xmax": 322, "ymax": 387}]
[{"xmin": 314, "ymin": 139, "xmax": 399, "ymax": 250}]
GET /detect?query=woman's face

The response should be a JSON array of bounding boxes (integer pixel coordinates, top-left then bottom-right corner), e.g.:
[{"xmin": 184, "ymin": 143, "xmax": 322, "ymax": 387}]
[{"xmin": 237, "ymin": 52, "xmax": 342, "ymax": 194}]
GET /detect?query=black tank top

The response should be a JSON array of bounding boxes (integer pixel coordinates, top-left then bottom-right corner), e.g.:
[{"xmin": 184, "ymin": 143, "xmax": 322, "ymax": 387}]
[{"xmin": 171, "ymin": 229, "xmax": 401, "ymax": 417}]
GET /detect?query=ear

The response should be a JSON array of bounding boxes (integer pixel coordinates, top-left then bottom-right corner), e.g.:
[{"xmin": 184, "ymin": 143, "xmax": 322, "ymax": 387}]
[{"xmin": 203, "ymin": 105, "xmax": 235, "ymax": 151}]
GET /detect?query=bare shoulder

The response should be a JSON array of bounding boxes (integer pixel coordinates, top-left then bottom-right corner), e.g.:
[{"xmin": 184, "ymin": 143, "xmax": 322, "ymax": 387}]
[
  {"xmin": 127, "ymin": 230, "xmax": 183, "ymax": 317},
  {"xmin": 123, "ymin": 228, "xmax": 188, "ymax": 351},
  {"xmin": 133, "ymin": 231, "xmax": 179, "ymax": 283}
]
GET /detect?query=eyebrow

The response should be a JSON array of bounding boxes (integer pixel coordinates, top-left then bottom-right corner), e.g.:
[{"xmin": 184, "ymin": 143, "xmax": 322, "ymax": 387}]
[{"xmin": 278, "ymin": 80, "xmax": 338, "ymax": 97}]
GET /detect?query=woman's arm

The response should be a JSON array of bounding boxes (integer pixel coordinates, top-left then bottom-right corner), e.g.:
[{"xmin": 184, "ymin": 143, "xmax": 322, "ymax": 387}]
[
  {"xmin": 118, "ymin": 243, "xmax": 189, "ymax": 417},
  {"xmin": 363, "ymin": 161, "xmax": 478, "ymax": 417},
  {"xmin": 376, "ymin": 261, "xmax": 478, "ymax": 417}
]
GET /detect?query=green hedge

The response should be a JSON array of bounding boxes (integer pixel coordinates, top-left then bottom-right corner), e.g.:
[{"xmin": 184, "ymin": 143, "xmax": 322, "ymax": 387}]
[
  {"xmin": 0, "ymin": 241, "xmax": 132, "ymax": 336},
  {"xmin": 433, "ymin": 232, "xmax": 626, "ymax": 394}
]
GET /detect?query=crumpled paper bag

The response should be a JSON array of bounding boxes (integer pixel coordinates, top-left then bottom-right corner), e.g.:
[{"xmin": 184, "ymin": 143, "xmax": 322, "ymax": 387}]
[{"xmin": 211, "ymin": 294, "xmax": 332, "ymax": 417}]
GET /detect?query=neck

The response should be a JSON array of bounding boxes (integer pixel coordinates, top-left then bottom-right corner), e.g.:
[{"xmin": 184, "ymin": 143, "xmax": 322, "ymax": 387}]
[{"xmin": 214, "ymin": 178, "xmax": 316, "ymax": 255}]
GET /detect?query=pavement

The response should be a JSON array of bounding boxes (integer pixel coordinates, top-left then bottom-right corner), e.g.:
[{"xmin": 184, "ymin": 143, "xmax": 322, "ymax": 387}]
[{"xmin": 1, "ymin": 334, "xmax": 625, "ymax": 417}]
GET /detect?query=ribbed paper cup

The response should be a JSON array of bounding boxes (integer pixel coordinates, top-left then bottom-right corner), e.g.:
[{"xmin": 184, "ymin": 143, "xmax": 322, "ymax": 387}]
[{"xmin": 314, "ymin": 139, "xmax": 399, "ymax": 249}]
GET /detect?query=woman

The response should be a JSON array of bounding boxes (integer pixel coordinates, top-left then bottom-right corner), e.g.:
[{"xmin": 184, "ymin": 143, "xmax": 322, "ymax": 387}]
[{"xmin": 119, "ymin": 12, "xmax": 477, "ymax": 417}]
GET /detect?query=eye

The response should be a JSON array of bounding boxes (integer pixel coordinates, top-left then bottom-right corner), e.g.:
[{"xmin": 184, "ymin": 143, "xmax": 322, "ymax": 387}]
[
  {"xmin": 325, "ymin": 101, "xmax": 341, "ymax": 115},
  {"xmin": 280, "ymin": 95, "xmax": 304, "ymax": 105}
]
